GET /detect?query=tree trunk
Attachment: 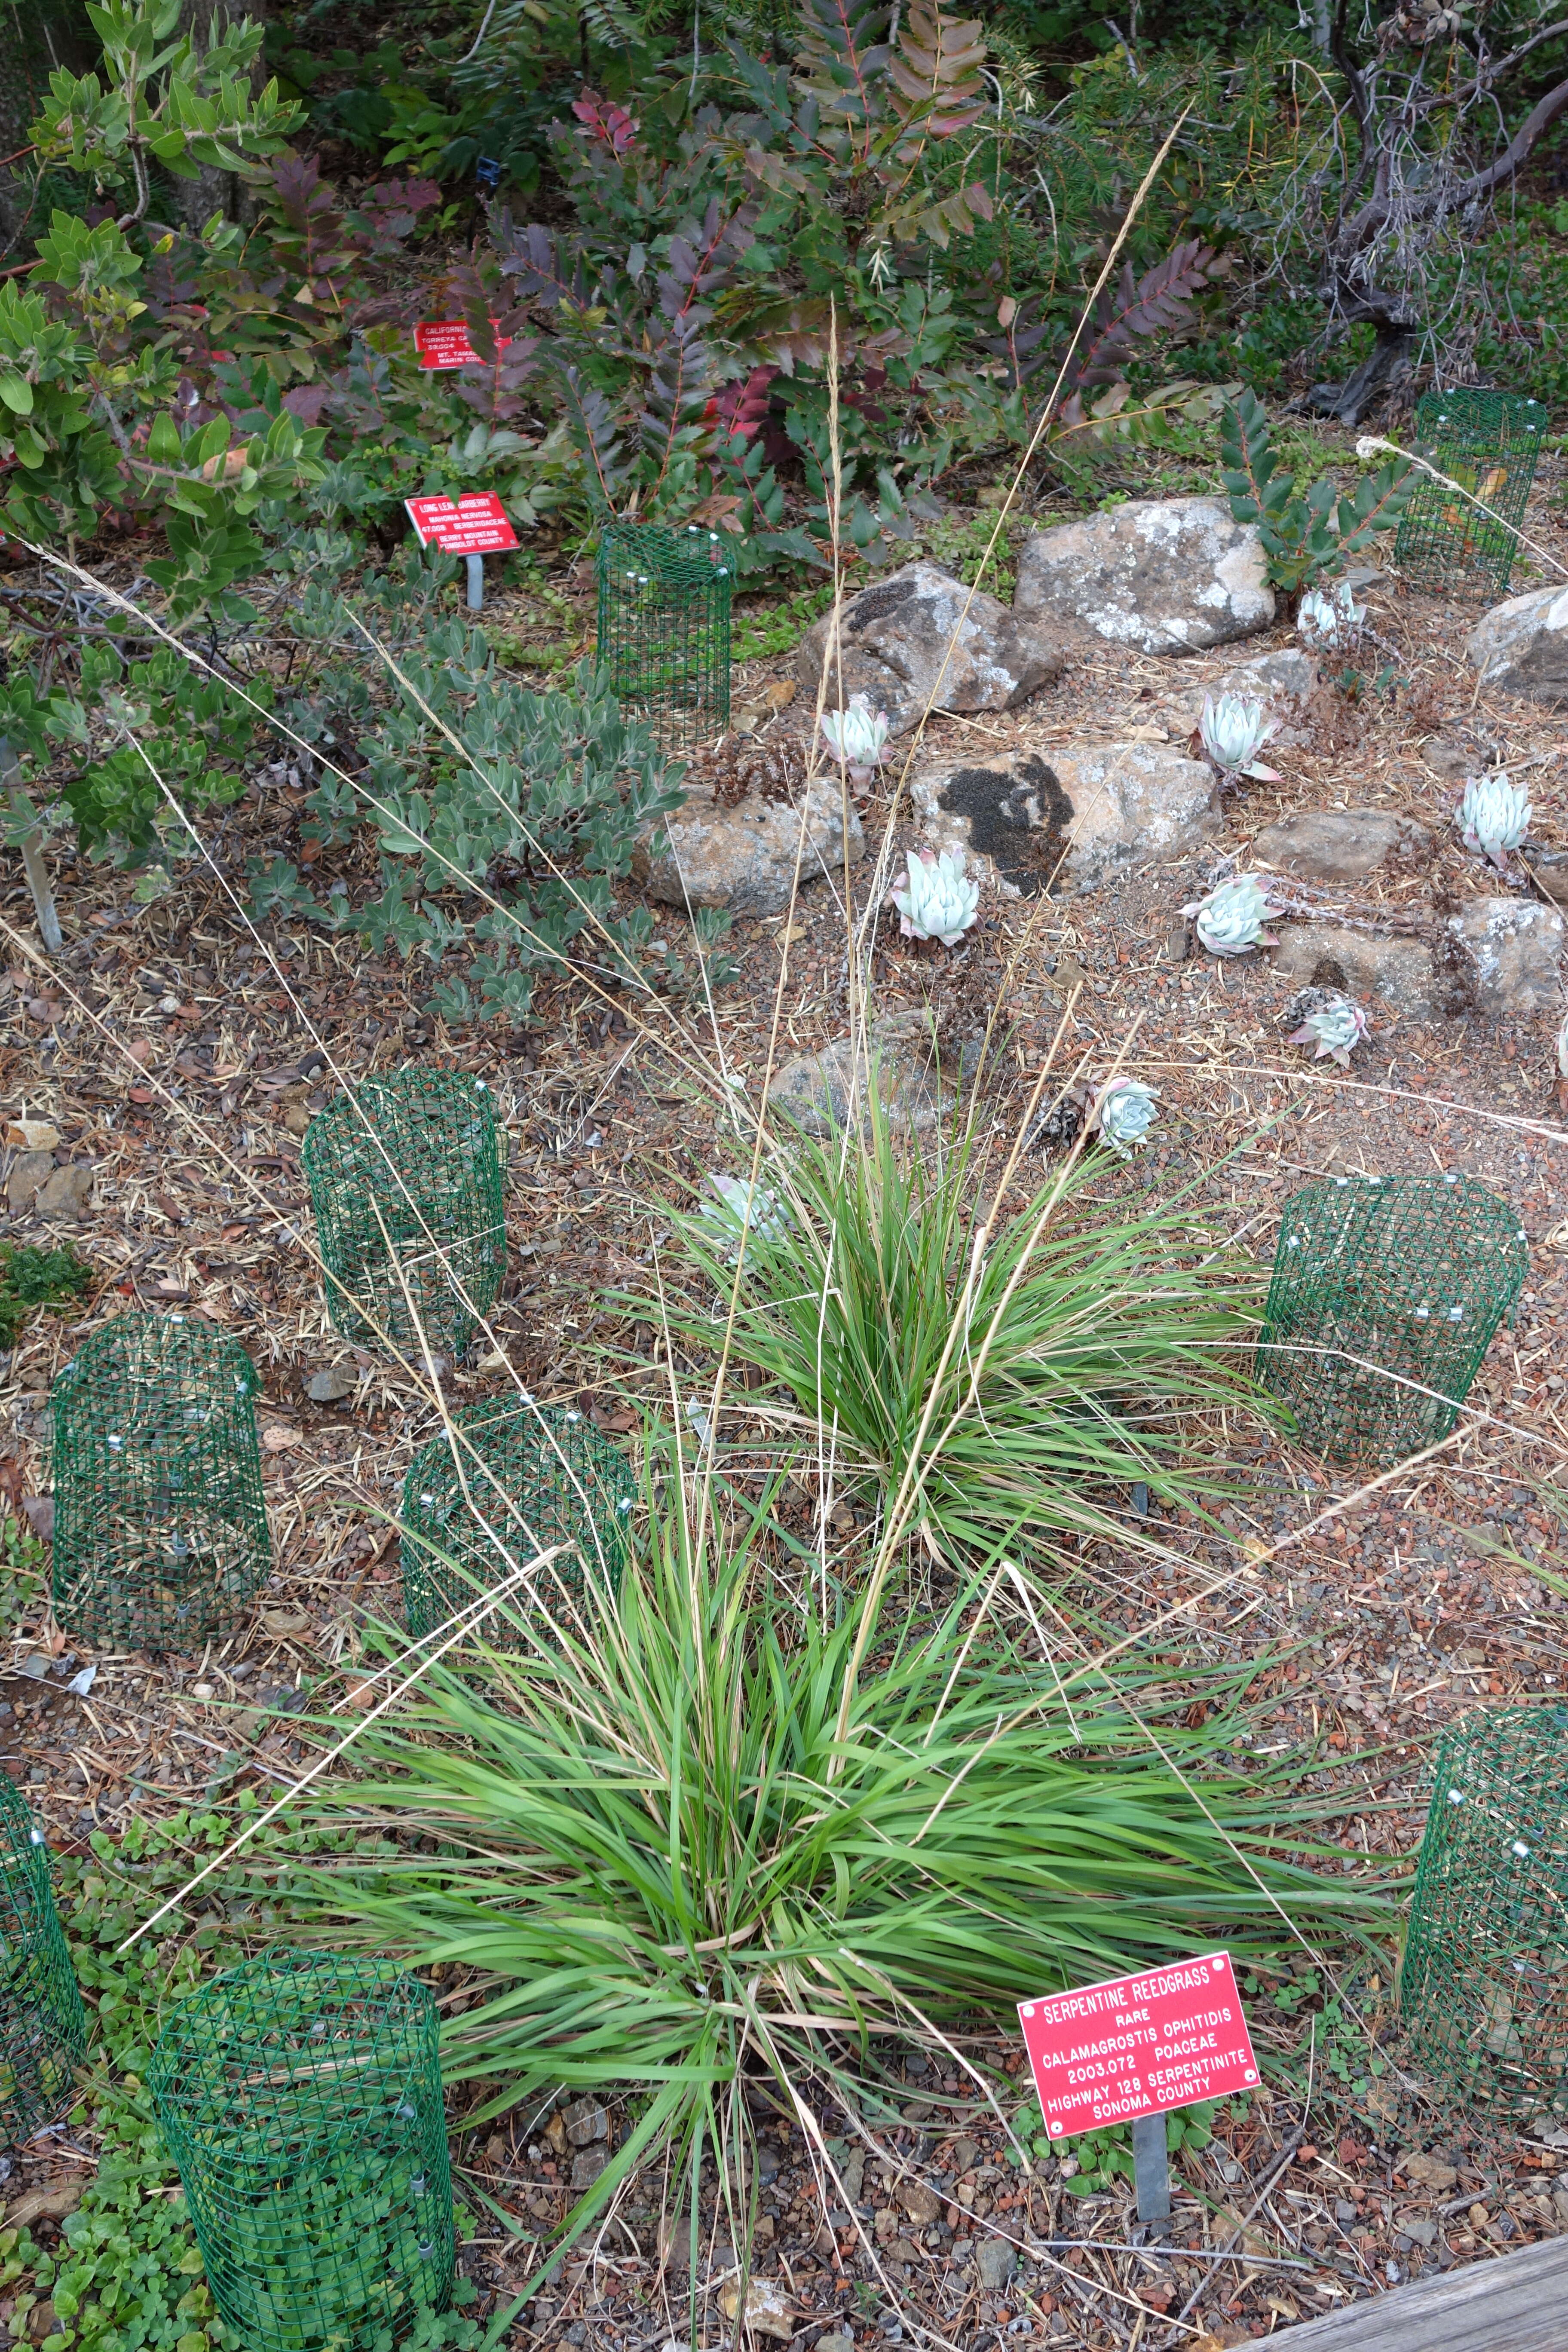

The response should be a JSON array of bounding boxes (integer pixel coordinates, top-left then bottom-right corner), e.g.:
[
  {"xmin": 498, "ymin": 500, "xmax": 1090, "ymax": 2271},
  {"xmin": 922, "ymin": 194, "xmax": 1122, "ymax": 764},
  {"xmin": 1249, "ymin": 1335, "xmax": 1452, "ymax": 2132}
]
[
  {"xmin": 1307, "ymin": 321, "xmax": 1415, "ymax": 426},
  {"xmin": 175, "ymin": 0, "xmax": 269, "ymax": 232}
]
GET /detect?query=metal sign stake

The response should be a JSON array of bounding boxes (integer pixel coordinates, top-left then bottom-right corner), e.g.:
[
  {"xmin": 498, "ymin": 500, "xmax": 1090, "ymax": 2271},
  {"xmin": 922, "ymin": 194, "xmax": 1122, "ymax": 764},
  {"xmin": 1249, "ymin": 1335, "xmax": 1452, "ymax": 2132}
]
[
  {"xmin": 1132, "ymin": 2113, "xmax": 1171, "ymax": 2227},
  {"xmin": 466, "ymin": 553, "xmax": 484, "ymax": 610}
]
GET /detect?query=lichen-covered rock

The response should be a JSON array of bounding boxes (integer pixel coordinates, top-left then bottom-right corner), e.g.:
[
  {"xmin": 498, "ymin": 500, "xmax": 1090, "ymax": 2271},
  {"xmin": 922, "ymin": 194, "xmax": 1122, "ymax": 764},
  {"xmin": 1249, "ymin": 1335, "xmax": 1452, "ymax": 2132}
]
[
  {"xmin": 1013, "ymin": 496, "xmax": 1274, "ymax": 654},
  {"xmin": 633, "ymin": 780, "xmax": 863, "ymax": 918},
  {"xmin": 1268, "ymin": 922, "xmax": 1437, "ymax": 1018},
  {"xmin": 795, "ymin": 561, "xmax": 1071, "ymax": 738},
  {"xmin": 1252, "ymin": 808, "xmax": 1433, "ymax": 885},
  {"xmin": 766, "ymin": 1010, "xmax": 951, "ymax": 1137},
  {"xmin": 1465, "ymin": 585, "xmax": 1568, "ymax": 705},
  {"xmin": 1446, "ymin": 897, "xmax": 1564, "ymax": 1016},
  {"xmin": 909, "ymin": 743, "xmax": 1219, "ymax": 898}
]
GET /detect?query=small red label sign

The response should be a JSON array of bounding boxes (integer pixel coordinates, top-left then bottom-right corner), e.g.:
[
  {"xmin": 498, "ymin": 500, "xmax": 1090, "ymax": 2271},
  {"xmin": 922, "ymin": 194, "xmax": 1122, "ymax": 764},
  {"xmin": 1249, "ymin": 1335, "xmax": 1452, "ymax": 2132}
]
[
  {"xmin": 414, "ymin": 318, "xmax": 512, "ymax": 371},
  {"xmin": 1019, "ymin": 1951, "xmax": 1258, "ymax": 2140},
  {"xmin": 404, "ymin": 493, "xmax": 519, "ymax": 556}
]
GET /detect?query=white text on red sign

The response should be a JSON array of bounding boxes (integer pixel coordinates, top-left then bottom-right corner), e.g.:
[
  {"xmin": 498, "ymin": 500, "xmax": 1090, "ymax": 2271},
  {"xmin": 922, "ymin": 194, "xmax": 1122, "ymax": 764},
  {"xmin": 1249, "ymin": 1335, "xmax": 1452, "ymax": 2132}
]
[{"xmin": 1017, "ymin": 1951, "xmax": 1259, "ymax": 2137}]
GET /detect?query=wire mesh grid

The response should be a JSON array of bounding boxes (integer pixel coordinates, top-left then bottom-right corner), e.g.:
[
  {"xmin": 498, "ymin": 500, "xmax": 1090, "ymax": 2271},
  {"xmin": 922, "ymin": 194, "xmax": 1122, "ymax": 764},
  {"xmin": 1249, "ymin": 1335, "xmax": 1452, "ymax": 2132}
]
[
  {"xmin": 401, "ymin": 1400, "xmax": 635, "ymax": 1642},
  {"xmin": 1393, "ymin": 388, "xmax": 1549, "ymax": 598},
  {"xmin": 1256, "ymin": 1174, "xmax": 1527, "ymax": 1466},
  {"xmin": 149, "ymin": 1950, "xmax": 455, "ymax": 2352},
  {"xmin": 0, "ymin": 1779, "xmax": 87, "ymax": 2149},
  {"xmin": 594, "ymin": 521, "xmax": 734, "ymax": 752},
  {"xmin": 51, "ymin": 1315, "xmax": 270, "ymax": 1651},
  {"xmin": 303, "ymin": 1069, "xmax": 506, "ymax": 1359},
  {"xmin": 1401, "ymin": 1706, "xmax": 1568, "ymax": 2121}
]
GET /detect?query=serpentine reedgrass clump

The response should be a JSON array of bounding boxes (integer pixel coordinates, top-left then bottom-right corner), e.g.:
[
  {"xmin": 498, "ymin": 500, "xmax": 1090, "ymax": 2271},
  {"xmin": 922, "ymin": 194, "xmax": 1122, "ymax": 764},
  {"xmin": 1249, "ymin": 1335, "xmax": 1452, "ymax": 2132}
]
[
  {"xmin": 648, "ymin": 1101, "xmax": 1263, "ymax": 1560},
  {"xmin": 297, "ymin": 1457, "xmax": 1374, "ymax": 2270}
]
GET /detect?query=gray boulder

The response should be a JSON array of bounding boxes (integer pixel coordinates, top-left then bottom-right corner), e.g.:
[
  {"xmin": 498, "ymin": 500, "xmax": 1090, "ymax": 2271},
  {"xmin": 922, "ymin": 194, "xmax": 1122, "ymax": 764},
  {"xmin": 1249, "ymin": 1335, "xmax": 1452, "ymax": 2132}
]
[
  {"xmin": 1446, "ymin": 897, "xmax": 1563, "ymax": 1017},
  {"xmin": 766, "ymin": 1009, "xmax": 951, "ymax": 1137},
  {"xmin": 1013, "ymin": 495, "xmax": 1274, "ymax": 654},
  {"xmin": 1252, "ymin": 808, "xmax": 1433, "ymax": 885},
  {"xmin": 795, "ymin": 561, "xmax": 1071, "ymax": 738},
  {"xmin": 1465, "ymin": 585, "xmax": 1568, "ymax": 705},
  {"xmin": 910, "ymin": 742, "xmax": 1219, "ymax": 899},
  {"xmin": 634, "ymin": 780, "xmax": 863, "ymax": 919},
  {"xmin": 1269, "ymin": 923, "xmax": 1437, "ymax": 1019}
]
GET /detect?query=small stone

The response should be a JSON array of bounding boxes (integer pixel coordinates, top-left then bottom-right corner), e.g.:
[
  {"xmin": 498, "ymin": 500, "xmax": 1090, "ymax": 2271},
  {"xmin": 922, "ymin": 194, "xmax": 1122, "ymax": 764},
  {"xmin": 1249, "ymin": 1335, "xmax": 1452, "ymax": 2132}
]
[
  {"xmin": 634, "ymin": 780, "xmax": 864, "ymax": 919},
  {"xmin": 766, "ymin": 1010, "xmax": 951, "ymax": 1139},
  {"xmin": 562, "ymin": 2096, "xmax": 609, "ymax": 2147},
  {"xmin": 839, "ymin": 2147, "xmax": 866, "ymax": 2203},
  {"xmin": 1164, "ymin": 924, "xmax": 1191, "ymax": 964},
  {"xmin": 716, "ymin": 2279, "xmax": 798, "ymax": 2341},
  {"xmin": 306, "ymin": 1365, "xmax": 356, "ymax": 1404},
  {"xmin": 817, "ymin": 2336, "xmax": 854, "ymax": 2352},
  {"xmin": 796, "ymin": 560, "xmax": 1071, "ymax": 738},
  {"xmin": 1446, "ymin": 897, "xmax": 1564, "ymax": 1017},
  {"xmin": 1423, "ymin": 736, "xmax": 1483, "ymax": 784},
  {"xmin": 570, "ymin": 2145, "xmax": 608, "ymax": 2191},
  {"xmin": 1403, "ymin": 2150, "xmax": 1458, "ymax": 2193},
  {"xmin": 1013, "ymin": 495, "xmax": 1273, "ymax": 655},
  {"xmin": 974, "ymin": 2238, "xmax": 1017, "ymax": 2291},
  {"xmin": 885, "ymin": 2236, "xmax": 925, "ymax": 2266},
  {"xmin": 900, "ymin": 2182, "xmax": 943, "ymax": 2225},
  {"xmin": 1268, "ymin": 923, "xmax": 1437, "ymax": 1019},
  {"xmin": 18, "ymin": 1652, "xmax": 49, "ymax": 1681},
  {"xmin": 1252, "ymin": 808, "xmax": 1432, "ymax": 885},
  {"xmin": 5, "ymin": 1149, "xmax": 53, "ymax": 1214},
  {"xmin": 951, "ymin": 2138, "xmax": 980, "ymax": 2174},
  {"xmin": 260, "ymin": 1606, "xmax": 310, "ymax": 1637},
  {"xmin": 1466, "ymin": 582, "xmax": 1568, "ymax": 705}
]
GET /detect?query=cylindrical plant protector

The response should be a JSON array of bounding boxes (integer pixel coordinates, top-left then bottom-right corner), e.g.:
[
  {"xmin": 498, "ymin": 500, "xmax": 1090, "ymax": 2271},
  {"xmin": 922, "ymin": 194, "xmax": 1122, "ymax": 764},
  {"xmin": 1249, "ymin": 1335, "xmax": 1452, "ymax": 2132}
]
[
  {"xmin": 1394, "ymin": 388, "xmax": 1548, "ymax": 598},
  {"xmin": 1401, "ymin": 1705, "xmax": 1568, "ymax": 2122},
  {"xmin": 51, "ymin": 1314, "xmax": 270, "ymax": 1650},
  {"xmin": 402, "ymin": 1400, "xmax": 635, "ymax": 1642},
  {"xmin": 594, "ymin": 521, "xmax": 734, "ymax": 752},
  {"xmin": 0, "ymin": 1778, "xmax": 87, "ymax": 2147},
  {"xmin": 303, "ymin": 1069, "xmax": 505, "ymax": 1359},
  {"xmin": 1256, "ymin": 1174, "xmax": 1526, "ymax": 1465},
  {"xmin": 149, "ymin": 1950, "xmax": 454, "ymax": 2352}
]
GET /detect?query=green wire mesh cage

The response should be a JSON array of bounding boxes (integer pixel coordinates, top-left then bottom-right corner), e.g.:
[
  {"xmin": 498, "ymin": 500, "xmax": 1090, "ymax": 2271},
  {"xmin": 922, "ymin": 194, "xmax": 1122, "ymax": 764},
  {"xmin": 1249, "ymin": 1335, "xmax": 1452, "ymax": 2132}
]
[
  {"xmin": 303, "ymin": 1070, "xmax": 506, "ymax": 1360},
  {"xmin": 1401, "ymin": 1705, "xmax": 1568, "ymax": 2122},
  {"xmin": 1393, "ymin": 388, "xmax": 1549, "ymax": 598},
  {"xmin": 51, "ymin": 1315, "xmax": 270, "ymax": 1651},
  {"xmin": 1256, "ymin": 1174, "xmax": 1527, "ymax": 1467},
  {"xmin": 0, "ymin": 1779, "xmax": 87, "ymax": 2148},
  {"xmin": 594, "ymin": 521, "xmax": 734, "ymax": 752},
  {"xmin": 401, "ymin": 1400, "xmax": 635, "ymax": 1642},
  {"xmin": 149, "ymin": 1950, "xmax": 455, "ymax": 2352}
]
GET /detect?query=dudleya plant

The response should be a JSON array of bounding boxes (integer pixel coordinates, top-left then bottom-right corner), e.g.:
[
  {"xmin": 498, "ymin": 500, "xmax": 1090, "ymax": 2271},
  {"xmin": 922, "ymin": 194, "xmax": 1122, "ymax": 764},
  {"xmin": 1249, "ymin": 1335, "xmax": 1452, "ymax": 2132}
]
[
  {"xmin": 1456, "ymin": 773, "xmax": 1531, "ymax": 872},
  {"xmin": 1087, "ymin": 1076, "xmax": 1161, "ymax": 1156},
  {"xmin": 1286, "ymin": 994, "xmax": 1369, "ymax": 1066},
  {"xmin": 1296, "ymin": 581, "xmax": 1366, "ymax": 656},
  {"xmin": 820, "ymin": 693, "xmax": 891, "ymax": 784},
  {"xmin": 1197, "ymin": 695, "xmax": 1281, "ymax": 786},
  {"xmin": 1182, "ymin": 873, "xmax": 1287, "ymax": 957},
  {"xmin": 892, "ymin": 848, "xmax": 980, "ymax": 946},
  {"xmin": 701, "ymin": 1172, "xmax": 789, "ymax": 1265}
]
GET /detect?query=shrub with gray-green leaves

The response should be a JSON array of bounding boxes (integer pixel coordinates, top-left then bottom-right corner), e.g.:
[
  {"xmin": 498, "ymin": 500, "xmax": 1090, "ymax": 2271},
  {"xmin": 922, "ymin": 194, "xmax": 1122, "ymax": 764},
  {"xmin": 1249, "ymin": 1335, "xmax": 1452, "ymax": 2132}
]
[{"xmin": 250, "ymin": 620, "xmax": 686, "ymax": 1025}]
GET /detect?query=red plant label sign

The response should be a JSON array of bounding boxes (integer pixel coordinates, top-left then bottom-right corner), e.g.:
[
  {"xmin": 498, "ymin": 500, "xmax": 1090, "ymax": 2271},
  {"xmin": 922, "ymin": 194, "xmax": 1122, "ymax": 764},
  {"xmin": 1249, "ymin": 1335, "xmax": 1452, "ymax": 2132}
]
[
  {"xmin": 404, "ymin": 493, "xmax": 519, "ymax": 557},
  {"xmin": 413, "ymin": 319, "xmax": 512, "ymax": 370},
  {"xmin": 1018, "ymin": 1951, "xmax": 1258, "ymax": 2139}
]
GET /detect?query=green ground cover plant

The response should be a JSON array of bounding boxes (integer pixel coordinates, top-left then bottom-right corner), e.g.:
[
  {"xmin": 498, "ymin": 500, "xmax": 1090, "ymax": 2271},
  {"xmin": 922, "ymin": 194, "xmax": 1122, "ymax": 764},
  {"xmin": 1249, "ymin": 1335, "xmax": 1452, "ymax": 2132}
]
[{"xmin": 0, "ymin": 1241, "xmax": 95, "ymax": 1346}]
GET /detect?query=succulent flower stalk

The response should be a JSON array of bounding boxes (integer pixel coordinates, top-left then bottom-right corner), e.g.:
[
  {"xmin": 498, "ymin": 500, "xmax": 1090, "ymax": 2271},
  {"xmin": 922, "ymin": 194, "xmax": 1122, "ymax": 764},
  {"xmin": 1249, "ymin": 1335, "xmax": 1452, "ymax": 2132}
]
[
  {"xmin": 1087, "ymin": 1075, "xmax": 1160, "ymax": 1156},
  {"xmin": 1197, "ymin": 694, "xmax": 1281, "ymax": 784},
  {"xmin": 1296, "ymin": 580, "xmax": 1366, "ymax": 655},
  {"xmin": 891, "ymin": 848, "xmax": 980, "ymax": 946},
  {"xmin": 819, "ymin": 692, "xmax": 890, "ymax": 783},
  {"xmin": 1182, "ymin": 873, "xmax": 1287, "ymax": 957},
  {"xmin": 1286, "ymin": 993, "xmax": 1369, "ymax": 1066},
  {"xmin": 1456, "ymin": 772, "xmax": 1531, "ymax": 872}
]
